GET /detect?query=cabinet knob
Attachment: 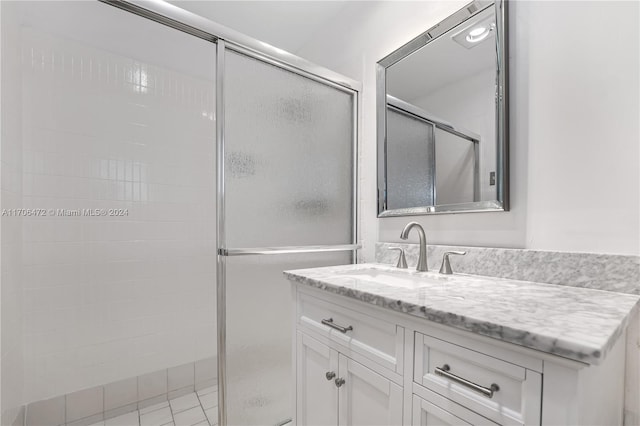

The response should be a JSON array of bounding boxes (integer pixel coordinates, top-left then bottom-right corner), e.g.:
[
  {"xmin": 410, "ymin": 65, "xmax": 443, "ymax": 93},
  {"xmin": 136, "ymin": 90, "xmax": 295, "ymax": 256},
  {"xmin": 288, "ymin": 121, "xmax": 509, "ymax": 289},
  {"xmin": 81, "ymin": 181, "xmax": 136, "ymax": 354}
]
[
  {"xmin": 325, "ymin": 371, "xmax": 336, "ymax": 381},
  {"xmin": 334, "ymin": 378, "xmax": 345, "ymax": 388}
]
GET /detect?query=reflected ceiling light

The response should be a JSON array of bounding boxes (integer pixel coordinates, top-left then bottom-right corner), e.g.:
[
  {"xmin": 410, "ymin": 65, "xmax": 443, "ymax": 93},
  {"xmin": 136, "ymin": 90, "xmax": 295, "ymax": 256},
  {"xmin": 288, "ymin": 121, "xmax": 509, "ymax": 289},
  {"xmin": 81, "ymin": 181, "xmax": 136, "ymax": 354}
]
[
  {"xmin": 452, "ymin": 15, "xmax": 495, "ymax": 49},
  {"xmin": 466, "ymin": 26, "xmax": 491, "ymax": 43}
]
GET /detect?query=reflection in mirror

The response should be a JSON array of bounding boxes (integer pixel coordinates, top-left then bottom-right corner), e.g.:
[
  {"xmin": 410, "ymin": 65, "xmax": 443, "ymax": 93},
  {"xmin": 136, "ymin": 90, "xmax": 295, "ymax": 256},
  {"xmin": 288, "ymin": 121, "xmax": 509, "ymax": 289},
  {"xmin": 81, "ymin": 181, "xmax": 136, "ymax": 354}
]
[
  {"xmin": 377, "ymin": 0, "xmax": 508, "ymax": 216},
  {"xmin": 385, "ymin": 97, "xmax": 435, "ymax": 210}
]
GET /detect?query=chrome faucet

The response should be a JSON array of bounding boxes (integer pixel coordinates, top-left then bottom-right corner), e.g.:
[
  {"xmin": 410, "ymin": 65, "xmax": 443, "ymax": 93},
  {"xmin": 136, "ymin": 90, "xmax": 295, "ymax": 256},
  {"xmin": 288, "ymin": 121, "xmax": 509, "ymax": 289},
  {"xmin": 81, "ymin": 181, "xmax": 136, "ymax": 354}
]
[{"xmin": 400, "ymin": 222, "xmax": 428, "ymax": 272}]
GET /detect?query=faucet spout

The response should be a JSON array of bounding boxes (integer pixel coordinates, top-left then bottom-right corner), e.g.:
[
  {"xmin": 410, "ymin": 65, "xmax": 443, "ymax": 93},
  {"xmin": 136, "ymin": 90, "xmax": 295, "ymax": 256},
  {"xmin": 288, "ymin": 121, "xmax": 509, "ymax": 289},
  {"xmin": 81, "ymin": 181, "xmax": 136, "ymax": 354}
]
[{"xmin": 400, "ymin": 222, "xmax": 428, "ymax": 272}]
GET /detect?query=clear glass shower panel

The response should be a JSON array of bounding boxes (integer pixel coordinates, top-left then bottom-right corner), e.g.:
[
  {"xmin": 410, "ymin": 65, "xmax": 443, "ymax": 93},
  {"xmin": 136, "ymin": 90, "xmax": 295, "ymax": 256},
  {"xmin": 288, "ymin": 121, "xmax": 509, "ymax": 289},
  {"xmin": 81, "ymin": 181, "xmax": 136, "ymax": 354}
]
[
  {"xmin": 18, "ymin": 0, "xmax": 217, "ymax": 407},
  {"xmin": 224, "ymin": 50, "xmax": 354, "ymax": 248},
  {"xmin": 225, "ymin": 251, "xmax": 353, "ymax": 425}
]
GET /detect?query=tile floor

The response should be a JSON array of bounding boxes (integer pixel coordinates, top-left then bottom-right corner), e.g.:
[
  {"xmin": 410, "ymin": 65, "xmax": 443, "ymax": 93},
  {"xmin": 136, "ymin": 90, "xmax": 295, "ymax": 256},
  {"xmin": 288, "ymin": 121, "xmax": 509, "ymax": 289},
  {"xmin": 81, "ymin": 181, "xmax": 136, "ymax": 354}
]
[{"xmin": 89, "ymin": 387, "xmax": 218, "ymax": 426}]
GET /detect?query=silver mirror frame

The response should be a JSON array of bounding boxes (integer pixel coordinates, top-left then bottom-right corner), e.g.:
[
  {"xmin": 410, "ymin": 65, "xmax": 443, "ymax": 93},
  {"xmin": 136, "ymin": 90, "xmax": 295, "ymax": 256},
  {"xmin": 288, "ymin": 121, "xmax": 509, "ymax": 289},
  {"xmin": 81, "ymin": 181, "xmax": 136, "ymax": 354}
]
[{"xmin": 376, "ymin": 0, "xmax": 509, "ymax": 217}]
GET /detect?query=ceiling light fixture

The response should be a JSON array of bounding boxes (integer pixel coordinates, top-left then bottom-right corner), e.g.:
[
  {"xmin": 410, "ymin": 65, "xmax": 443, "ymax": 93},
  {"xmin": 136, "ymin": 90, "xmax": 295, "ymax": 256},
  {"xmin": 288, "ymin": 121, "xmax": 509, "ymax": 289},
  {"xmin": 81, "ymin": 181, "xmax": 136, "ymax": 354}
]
[
  {"xmin": 465, "ymin": 25, "xmax": 492, "ymax": 43},
  {"xmin": 452, "ymin": 11, "xmax": 496, "ymax": 50}
]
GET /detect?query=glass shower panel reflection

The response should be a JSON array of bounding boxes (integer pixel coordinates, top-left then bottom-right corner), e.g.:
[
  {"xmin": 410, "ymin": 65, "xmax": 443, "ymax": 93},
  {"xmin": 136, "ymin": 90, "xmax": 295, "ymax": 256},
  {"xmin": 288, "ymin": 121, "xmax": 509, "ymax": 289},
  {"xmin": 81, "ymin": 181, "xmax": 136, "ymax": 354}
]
[
  {"xmin": 18, "ymin": 0, "xmax": 217, "ymax": 409},
  {"xmin": 386, "ymin": 108, "xmax": 435, "ymax": 209},
  {"xmin": 224, "ymin": 51, "xmax": 354, "ymax": 248},
  {"xmin": 225, "ymin": 251, "xmax": 352, "ymax": 425},
  {"xmin": 434, "ymin": 128, "xmax": 477, "ymax": 205}
]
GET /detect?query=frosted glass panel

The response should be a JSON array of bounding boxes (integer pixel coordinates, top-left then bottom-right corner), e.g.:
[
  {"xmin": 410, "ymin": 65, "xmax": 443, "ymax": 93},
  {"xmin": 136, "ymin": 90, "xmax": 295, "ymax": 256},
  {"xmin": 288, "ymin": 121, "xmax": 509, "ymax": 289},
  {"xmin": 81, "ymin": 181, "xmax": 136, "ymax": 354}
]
[
  {"xmin": 226, "ymin": 251, "xmax": 353, "ymax": 425},
  {"xmin": 386, "ymin": 108, "xmax": 434, "ymax": 209},
  {"xmin": 225, "ymin": 51, "xmax": 354, "ymax": 247}
]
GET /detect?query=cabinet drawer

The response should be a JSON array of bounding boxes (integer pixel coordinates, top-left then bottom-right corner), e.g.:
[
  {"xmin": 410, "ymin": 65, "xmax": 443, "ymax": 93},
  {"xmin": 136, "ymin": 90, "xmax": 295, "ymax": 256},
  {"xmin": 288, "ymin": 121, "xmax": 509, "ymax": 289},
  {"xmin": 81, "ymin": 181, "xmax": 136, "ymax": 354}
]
[
  {"xmin": 412, "ymin": 390, "xmax": 499, "ymax": 426},
  {"xmin": 297, "ymin": 292, "xmax": 404, "ymax": 374},
  {"xmin": 414, "ymin": 332, "xmax": 541, "ymax": 425}
]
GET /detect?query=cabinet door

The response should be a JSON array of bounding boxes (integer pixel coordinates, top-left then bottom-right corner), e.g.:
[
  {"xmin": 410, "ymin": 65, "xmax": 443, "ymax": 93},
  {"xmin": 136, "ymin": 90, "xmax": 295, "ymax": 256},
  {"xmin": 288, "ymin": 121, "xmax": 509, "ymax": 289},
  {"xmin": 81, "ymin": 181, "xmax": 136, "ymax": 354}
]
[
  {"xmin": 412, "ymin": 395, "xmax": 472, "ymax": 426},
  {"xmin": 297, "ymin": 332, "xmax": 339, "ymax": 426},
  {"xmin": 337, "ymin": 354, "xmax": 403, "ymax": 426},
  {"xmin": 412, "ymin": 391, "xmax": 498, "ymax": 426}
]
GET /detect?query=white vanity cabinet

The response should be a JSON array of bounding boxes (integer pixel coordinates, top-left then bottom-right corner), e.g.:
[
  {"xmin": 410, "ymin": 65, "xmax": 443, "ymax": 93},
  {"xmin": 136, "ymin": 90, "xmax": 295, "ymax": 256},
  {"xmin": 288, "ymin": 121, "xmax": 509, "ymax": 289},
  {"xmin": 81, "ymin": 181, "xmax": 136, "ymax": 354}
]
[
  {"xmin": 291, "ymin": 284, "xmax": 627, "ymax": 426},
  {"xmin": 295, "ymin": 292, "xmax": 404, "ymax": 425}
]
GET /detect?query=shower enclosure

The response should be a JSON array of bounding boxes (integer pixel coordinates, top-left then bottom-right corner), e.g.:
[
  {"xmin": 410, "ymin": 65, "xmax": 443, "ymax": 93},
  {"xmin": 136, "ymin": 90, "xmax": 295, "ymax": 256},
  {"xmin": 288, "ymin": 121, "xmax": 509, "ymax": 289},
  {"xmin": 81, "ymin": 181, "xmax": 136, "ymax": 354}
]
[
  {"xmin": 0, "ymin": 1, "xmax": 359, "ymax": 425},
  {"xmin": 221, "ymin": 47, "xmax": 357, "ymax": 425}
]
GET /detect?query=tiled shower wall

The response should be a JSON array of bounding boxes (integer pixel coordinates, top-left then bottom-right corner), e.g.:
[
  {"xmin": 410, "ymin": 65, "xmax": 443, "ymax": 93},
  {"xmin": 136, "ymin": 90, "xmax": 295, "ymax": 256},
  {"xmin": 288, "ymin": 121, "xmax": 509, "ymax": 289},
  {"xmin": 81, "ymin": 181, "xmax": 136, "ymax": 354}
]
[
  {"xmin": 19, "ymin": 18, "xmax": 216, "ymax": 404},
  {"xmin": 1, "ymin": 2, "xmax": 25, "ymax": 424},
  {"xmin": 24, "ymin": 357, "xmax": 216, "ymax": 426}
]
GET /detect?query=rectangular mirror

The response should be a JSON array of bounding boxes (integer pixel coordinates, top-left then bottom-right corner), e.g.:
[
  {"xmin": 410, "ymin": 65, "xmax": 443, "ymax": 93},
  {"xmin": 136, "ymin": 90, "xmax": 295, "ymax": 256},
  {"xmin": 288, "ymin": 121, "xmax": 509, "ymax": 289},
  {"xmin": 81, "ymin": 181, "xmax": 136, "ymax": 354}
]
[{"xmin": 377, "ymin": 0, "xmax": 508, "ymax": 216}]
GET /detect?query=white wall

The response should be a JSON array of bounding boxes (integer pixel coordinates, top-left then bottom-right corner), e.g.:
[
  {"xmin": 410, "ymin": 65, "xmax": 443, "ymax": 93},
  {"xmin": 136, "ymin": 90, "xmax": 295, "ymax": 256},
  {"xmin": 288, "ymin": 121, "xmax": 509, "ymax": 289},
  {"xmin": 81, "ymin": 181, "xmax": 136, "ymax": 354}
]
[
  {"xmin": 297, "ymin": 0, "xmax": 639, "ymax": 259},
  {"xmin": 0, "ymin": 2, "xmax": 25, "ymax": 424},
  {"xmin": 520, "ymin": 1, "xmax": 639, "ymax": 255},
  {"xmin": 15, "ymin": 2, "xmax": 217, "ymax": 404}
]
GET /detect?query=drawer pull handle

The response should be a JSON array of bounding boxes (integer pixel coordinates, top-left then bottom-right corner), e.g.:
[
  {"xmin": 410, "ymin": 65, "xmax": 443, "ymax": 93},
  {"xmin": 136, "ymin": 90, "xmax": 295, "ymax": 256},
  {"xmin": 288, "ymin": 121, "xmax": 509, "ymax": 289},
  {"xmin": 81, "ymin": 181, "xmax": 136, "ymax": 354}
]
[
  {"xmin": 321, "ymin": 318, "xmax": 353, "ymax": 333},
  {"xmin": 325, "ymin": 371, "xmax": 336, "ymax": 380},
  {"xmin": 335, "ymin": 378, "xmax": 346, "ymax": 388},
  {"xmin": 434, "ymin": 364, "xmax": 500, "ymax": 398}
]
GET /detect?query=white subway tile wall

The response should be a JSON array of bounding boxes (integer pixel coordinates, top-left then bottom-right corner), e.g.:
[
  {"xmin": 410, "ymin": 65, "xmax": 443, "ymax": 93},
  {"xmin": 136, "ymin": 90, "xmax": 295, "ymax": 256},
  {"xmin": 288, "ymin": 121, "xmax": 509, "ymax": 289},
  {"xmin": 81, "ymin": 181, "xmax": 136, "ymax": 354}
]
[
  {"xmin": 138, "ymin": 371, "xmax": 168, "ymax": 403},
  {"xmin": 66, "ymin": 387, "xmax": 104, "ymax": 423},
  {"xmin": 194, "ymin": 358, "xmax": 217, "ymax": 390},
  {"xmin": 25, "ymin": 396, "xmax": 65, "ymax": 426},
  {"xmin": 19, "ymin": 9, "xmax": 217, "ymax": 404},
  {"xmin": 1, "ymin": 2, "xmax": 26, "ymax": 424},
  {"xmin": 168, "ymin": 364, "xmax": 195, "ymax": 392},
  {"xmin": 25, "ymin": 358, "xmax": 217, "ymax": 426},
  {"xmin": 104, "ymin": 377, "xmax": 137, "ymax": 412}
]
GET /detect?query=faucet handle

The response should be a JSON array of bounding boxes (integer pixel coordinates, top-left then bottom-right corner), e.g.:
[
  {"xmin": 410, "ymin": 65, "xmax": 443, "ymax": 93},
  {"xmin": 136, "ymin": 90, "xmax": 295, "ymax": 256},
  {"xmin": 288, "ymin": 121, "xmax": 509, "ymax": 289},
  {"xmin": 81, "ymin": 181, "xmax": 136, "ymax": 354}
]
[
  {"xmin": 439, "ymin": 251, "xmax": 466, "ymax": 275},
  {"xmin": 388, "ymin": 247, "xmax": 408, "ymax": 269}
]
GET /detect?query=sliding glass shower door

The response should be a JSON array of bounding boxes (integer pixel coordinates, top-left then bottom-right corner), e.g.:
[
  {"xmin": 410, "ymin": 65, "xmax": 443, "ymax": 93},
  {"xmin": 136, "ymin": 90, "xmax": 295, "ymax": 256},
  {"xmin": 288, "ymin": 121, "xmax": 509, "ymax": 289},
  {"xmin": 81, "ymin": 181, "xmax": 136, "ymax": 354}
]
[{"xmin": 220, "ymin": 49, "xmax": 356, "ymax": 425}]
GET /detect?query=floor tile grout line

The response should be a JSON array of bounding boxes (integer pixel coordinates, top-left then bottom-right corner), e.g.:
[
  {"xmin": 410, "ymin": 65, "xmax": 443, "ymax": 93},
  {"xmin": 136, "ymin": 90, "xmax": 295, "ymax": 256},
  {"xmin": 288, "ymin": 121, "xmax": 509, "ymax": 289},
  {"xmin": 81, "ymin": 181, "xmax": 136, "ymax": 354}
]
[
  {"xmin": 139, "ymin": 400, "xmax": 169, "ymax": 417},
  {"xmin": 136, "ymin": 376, "xmax": 140, "ymax": 426},
  {"xmin": 102, "ymin": 385, "xmax": 105, "ymax": 426},
  {"xmin": 194, "ymin": 391, "xmax": 210, "ymax": 426},
  {"xmin": 170, "ymin": 393, "xmax": 198, "ymax": 415},
  {"xmin": 56, "ymin": 390, "xmax": 217, "ymax": 426},
  {"xmin": 167, "ymin": 392, "xmax": 175, "ymax": 426}
]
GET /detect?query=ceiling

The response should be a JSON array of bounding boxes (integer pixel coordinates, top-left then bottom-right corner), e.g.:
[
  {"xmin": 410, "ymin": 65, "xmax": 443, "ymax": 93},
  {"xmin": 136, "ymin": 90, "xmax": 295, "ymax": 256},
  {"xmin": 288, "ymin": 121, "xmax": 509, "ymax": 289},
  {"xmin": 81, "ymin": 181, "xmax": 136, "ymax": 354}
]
[
  {"xmin": 387, "ymin": 6, "xmax": 496, "ymax": 102},
  {"xmin": 16, "ymin": 1, "xmax": 216, "ymax": 80},
  {"xmin": 167, "ymin": 1, "xmax": 352, "ymax": 54}
]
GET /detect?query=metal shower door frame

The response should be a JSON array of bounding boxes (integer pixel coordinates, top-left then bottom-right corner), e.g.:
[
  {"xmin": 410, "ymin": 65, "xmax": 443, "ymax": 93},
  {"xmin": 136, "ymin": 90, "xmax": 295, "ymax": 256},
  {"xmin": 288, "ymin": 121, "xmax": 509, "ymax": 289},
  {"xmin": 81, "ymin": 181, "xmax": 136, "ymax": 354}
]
[
  {"xmin": 216, "ymin": 40, "xmax": 360, "ymax": 426},
  {"xmin": 97, "ymin": 2, "xmax": 361, "ymax": 425}
]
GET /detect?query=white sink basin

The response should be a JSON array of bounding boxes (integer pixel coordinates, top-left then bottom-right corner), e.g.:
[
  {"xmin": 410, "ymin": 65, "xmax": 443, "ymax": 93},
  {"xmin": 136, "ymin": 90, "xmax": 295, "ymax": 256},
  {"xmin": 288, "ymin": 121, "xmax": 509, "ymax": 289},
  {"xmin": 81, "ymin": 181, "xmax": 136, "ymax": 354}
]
[{"xmin": 332, "ymin": 267, "xmax": 454, "ymax": 289}]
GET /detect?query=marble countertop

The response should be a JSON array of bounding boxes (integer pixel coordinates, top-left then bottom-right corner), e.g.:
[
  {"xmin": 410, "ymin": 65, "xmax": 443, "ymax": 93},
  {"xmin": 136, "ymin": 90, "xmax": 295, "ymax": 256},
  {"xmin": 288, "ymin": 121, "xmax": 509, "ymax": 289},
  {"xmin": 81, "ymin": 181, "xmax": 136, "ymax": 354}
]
[{"xmin": 284, "ymin": 263, "xmax": 640, "ymax": 365}]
